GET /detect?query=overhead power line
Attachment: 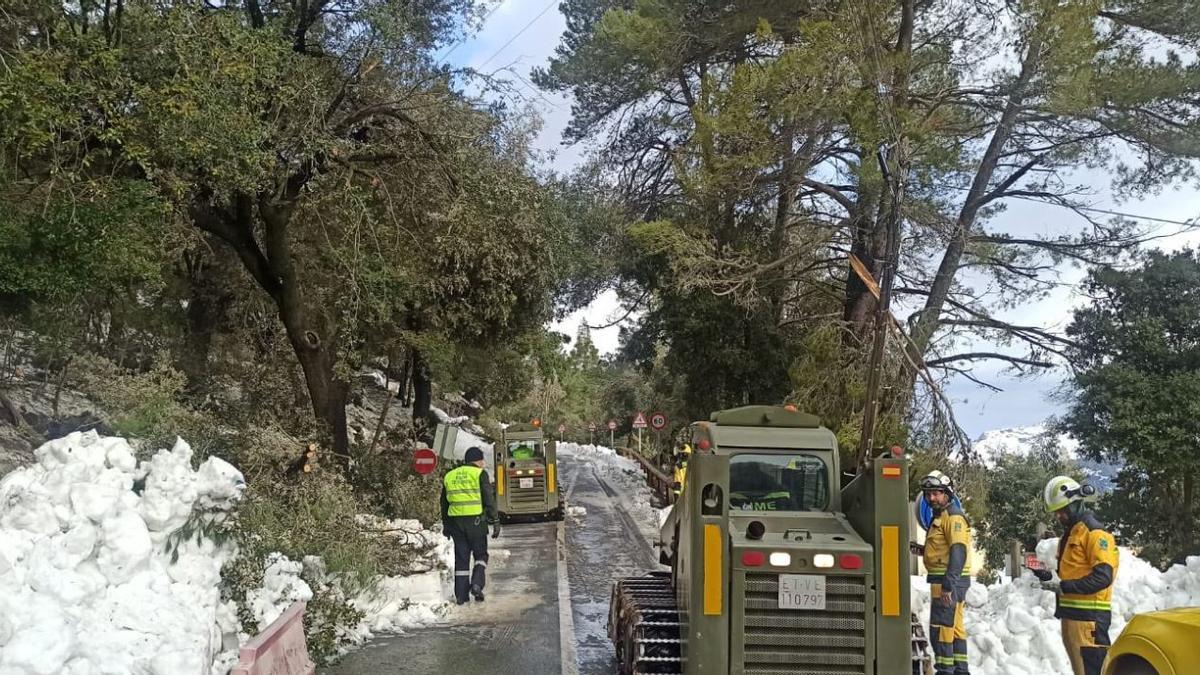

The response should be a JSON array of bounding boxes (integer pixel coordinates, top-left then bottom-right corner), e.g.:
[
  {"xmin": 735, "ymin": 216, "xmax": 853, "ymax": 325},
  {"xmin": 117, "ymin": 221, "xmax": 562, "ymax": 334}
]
[
  {"xmin": 437, "ymin": 1, "xmax": 506, "ymax": 65},
  {"xmin": 477, "ymin": 0, "xmax": 559, "ymax": 70}
]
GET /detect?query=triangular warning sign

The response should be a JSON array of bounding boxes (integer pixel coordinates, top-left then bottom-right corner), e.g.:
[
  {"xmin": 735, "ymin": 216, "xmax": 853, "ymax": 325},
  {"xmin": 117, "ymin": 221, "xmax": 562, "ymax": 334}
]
[{"xmin": 632, "ymin": 412, "xmax": 648, "ymax": 428}]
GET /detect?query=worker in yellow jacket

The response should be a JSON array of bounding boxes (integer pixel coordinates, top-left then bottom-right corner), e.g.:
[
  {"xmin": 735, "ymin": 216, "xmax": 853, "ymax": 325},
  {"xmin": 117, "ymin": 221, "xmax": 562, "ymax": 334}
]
[
  {"xmin": 918, "ymin": 470, "xmax": 971, "ymax": 675},
  {"xmin": 1035, "ymin": 476, "xmax": 1119, "ymax": 675},
  {"xmin": 672, "ymin": 443, "xmax": 691, "ymax": 498}
]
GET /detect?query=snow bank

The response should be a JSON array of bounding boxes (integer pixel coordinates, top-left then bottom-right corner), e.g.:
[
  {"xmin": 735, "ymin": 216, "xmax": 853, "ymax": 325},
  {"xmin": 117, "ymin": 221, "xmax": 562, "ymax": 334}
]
[
  {"xmin": 913, "ymin": 538, "xmax": 1200, "ymax": 675},
  {"xmin": 0, "ymin": 431, "xmax": 245, "ymax": 675},
  {"xmin": 345, "ymin": 518, "xmax": 455, "ymax": 640},
  {"xmin": 557, "ymin": 443, "xmax": 663, "ymax": 543}
]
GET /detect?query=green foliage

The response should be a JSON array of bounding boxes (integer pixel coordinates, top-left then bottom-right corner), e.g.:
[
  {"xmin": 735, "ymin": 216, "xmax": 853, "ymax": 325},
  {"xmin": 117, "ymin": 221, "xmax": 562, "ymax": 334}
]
[
  {"xmin": 0, "ymin": 179, "xmax": 168, "ymax": 312},
  {"xmin": 235, "ymin": 474, "xmax": 413, "ymax": 597},
  {"xmin": 72, "ymin": 354, "xmax": 200, "ymax": 444},
  {"xmin": 976, "ymin": 447, "xmax": 1071, "ymax": 571},
  {"xmin": 1063, "ymin": 249, "xmax": 1200, "ymax": 565}
]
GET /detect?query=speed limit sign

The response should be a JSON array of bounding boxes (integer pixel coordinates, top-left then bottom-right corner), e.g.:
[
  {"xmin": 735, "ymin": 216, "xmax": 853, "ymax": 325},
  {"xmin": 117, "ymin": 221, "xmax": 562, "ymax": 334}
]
[{"xmin": 649, "ymin": 411, "xmax": 668, "ymax": 431}]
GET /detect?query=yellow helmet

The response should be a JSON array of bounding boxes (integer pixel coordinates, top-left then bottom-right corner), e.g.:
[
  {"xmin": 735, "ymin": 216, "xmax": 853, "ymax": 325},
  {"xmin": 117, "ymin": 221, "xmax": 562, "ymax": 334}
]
[{"xmin": 1044, "ymin": 475, "xmax": 1095, "ymax": 512}]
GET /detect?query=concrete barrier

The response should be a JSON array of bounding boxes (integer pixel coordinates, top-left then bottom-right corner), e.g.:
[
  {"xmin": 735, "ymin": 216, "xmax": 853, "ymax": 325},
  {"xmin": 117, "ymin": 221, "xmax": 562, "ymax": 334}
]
[{"xmin": 231, "ymin": 602, "xmax": 316, "ymax": 675}]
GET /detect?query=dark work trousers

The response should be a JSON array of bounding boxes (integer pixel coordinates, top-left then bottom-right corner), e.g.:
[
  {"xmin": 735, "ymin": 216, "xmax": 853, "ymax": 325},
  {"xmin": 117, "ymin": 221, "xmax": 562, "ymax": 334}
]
[{"xmin": 448, "ymin": 515, "xmax": 489, "ymax": 602}]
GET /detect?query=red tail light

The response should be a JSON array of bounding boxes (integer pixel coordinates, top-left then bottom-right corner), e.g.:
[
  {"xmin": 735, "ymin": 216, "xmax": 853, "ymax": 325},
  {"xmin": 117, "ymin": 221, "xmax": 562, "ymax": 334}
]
[
  {"xmin": 741, "ymin": 551, "xmax": 765, "ymax": 567},
  {"xmin": 840, "ymin": 554, "xmax": 863, "ymax": 570}
]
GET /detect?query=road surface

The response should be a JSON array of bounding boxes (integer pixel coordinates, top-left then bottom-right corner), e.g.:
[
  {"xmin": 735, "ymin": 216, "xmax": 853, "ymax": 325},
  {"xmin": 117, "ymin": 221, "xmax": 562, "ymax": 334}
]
[{"xmin": 324, "ymin": 449, "xmax": 662, "ymax": 675}]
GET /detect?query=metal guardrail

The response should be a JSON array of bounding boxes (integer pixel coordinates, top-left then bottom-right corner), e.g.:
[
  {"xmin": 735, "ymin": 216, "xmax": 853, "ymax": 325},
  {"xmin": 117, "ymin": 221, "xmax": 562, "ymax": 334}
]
[{"xmin": 615, "ymin": 446, "xmax": 675, "ymax": 505}]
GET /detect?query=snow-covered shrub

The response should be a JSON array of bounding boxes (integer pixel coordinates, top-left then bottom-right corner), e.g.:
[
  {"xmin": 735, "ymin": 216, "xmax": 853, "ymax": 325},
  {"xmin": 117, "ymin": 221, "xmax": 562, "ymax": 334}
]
[{"xmin": 228, "ymin": 471, "xmax": 438, "ymax": 663}]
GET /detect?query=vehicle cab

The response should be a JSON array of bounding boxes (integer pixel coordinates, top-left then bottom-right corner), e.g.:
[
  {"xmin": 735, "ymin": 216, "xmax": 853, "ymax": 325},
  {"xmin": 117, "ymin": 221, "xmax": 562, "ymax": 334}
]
[{"xmin": 494, "ymin": 420, "xmax": 563, "ymax": 522}]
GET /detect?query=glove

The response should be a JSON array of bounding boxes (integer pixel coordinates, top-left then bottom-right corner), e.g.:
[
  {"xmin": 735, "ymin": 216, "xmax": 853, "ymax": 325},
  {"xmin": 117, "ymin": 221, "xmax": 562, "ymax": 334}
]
[
  {"xmin": 1031, "ymin": 568, "xmax": 1052, "ymax": 582},
  {"xmin": 909, "ymin": 542, "xmax": 924, "ymax": 556},
  {"xmin": 441, "ymin": 521, "xmax": 452, "ymax": 539},
  {"xmin": 491, "ymin": 523, "xmax": 501, "ymax": 540},
  {"xmin": 1040, "ymin": 580, "xmax": 1060, "ymax": 594}
]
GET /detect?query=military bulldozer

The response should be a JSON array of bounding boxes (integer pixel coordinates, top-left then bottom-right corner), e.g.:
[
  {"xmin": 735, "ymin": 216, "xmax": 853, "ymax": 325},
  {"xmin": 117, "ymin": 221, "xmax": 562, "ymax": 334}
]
[
  {"xmin": 493, "ymin": 421, "xmax": 564, "ymax": 522},
  {"xmin": 608, "ymin": 405, "xmax": 928, "ymax": 674}
]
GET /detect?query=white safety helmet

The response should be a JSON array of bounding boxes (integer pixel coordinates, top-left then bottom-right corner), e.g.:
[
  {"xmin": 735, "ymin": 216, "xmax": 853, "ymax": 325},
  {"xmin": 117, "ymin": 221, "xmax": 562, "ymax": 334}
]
[
  {"xmin": 1044, "ymin": 475, "xmax": 1095, "ymax": 513},
  {"xmin": 920, "ymin": 469, "xmax": 955, "ymax": 496}
]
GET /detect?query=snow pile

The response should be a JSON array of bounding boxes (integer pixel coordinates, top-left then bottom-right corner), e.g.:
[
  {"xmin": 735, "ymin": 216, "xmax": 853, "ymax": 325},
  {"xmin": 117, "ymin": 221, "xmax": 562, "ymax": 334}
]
[
  {"xmin": 557, "ymin": 443, "xmax": 662, "ymax": 542},
  {"xmin": 913, "ymin": 537, "xmax": 1200, "ymax": 675},
  {"xmin": 0, "ymin": 431, "xmax": 246, "ymax": 675},
  {"xmin": 345, "ymin": 518, "xmax": 455, "ymax": 639},
  {"xmin": 245, "ymin": 554, "xmax": 314, "ymax": 630}
]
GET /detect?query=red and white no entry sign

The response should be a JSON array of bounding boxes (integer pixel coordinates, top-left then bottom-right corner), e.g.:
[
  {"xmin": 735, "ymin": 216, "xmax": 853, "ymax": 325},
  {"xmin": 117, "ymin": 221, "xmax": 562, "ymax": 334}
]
[
  {"xmin": 413, "ymin": 447, "xmax": 438, "ymax": 475},
  {"xmin": 632, "ymin": 412, "xmax": 648, "ymax": 429},
  {"xmin": 607, "ymin": 420, "xmax": 617, "ymax": 430},
  {"xmin": 649, "ymin": 411, "xmax": 668, "ymax": 431}
]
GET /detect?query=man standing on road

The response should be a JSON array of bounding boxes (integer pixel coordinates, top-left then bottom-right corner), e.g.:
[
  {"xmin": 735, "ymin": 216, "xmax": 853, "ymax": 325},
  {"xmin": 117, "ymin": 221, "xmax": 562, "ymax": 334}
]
[
  {"xmin": 441, "ymin": 446, "xmax": 498, "ymax": 605},
  {"xmin": 918, "ymin": 470, "xmax": 971, "ymax": 675},
  {"xmin": 1034, "ymin": 476, "xmax": 1119, "ymax": 675}
]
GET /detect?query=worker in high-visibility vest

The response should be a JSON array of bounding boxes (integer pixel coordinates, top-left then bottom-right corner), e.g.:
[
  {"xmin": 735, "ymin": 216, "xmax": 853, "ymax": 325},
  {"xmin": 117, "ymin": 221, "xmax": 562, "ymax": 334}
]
[
  {"xmin": 1034, "ymin": 476, "xmax": 1118, "ymax": 675},
  {"xmin": 441, "ymin": 446, "xmax": 498, "ymax": 605},
  {"xmin": 919, "ymin": 470, "xmax": 971, "ymax": 675}
]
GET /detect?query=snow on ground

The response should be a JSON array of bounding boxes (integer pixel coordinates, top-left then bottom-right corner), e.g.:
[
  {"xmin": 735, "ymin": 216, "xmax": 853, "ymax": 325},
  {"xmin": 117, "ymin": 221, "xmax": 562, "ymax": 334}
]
[
  {"xmin": 0, "ymin": 431, "xmax": 246, "ymax": 675},
  {"xmin": 343, "ymin": 518, "xmax": 455, "ymax": 640},
  {"xmin": 557, "ymin": 443, "xmax": 663, "ymax": 544},
  {"xmin": 0, "ymin": 430, "xmax": 467, "ymax": 673},
  {"xmin": 913, "ymin": 537, "xmax": 1200, "ymax": 675}
]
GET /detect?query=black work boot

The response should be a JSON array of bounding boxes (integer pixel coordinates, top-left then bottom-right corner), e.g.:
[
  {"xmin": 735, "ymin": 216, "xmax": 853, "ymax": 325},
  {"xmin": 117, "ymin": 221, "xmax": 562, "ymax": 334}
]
[{"xmin": 471, "ymin": 584, "xmax": 485, "ymax": 602}]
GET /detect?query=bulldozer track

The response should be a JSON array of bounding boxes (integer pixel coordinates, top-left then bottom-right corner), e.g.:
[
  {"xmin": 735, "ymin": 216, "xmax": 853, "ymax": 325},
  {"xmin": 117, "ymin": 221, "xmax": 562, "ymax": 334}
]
[{"xmin": 608, "ymin": 573, "xmax": 684, "ymax": 675}]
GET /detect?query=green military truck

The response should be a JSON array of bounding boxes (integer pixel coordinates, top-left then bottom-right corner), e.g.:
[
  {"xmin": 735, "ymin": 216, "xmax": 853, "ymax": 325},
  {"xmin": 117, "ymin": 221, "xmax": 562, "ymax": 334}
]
[
  {"xmin": 494, "ymin": 421, "xmax": 564, "ymax": 522},
  {"xmin": 609, "ymin": 405, "xmax": 927, "ymax": 674}
]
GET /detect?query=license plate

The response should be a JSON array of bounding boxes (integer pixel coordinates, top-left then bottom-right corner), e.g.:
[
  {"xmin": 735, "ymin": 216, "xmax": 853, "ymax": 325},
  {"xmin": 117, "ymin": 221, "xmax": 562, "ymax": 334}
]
[
  {"xmin": 778, "ymin": 574, "xmax": 826, "ymax": 610},
  {"xmin": 519, "ymin": 478, "xmax": 534, "ymax": 489}
]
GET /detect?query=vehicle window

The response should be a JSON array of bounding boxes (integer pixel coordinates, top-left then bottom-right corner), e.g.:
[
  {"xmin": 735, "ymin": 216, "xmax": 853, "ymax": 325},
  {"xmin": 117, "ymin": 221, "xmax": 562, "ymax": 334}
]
[
  {"xmin": 729, "ymin": 453, "xmax": 829, "ymax": 512},
  {"xmin": 507, "ymin": 441, "xmax": 544, "ymax": 459}
]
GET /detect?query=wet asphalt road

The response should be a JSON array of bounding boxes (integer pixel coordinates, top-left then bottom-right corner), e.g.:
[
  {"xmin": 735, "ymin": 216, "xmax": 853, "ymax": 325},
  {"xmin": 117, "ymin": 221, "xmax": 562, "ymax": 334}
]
[
  {"xmin": 324, "ymin": 450, "xmax": 661, "ymax": 675},
  {"xmin": 563, "ymin": 458, "xmax": 662, "ymax": 675}
]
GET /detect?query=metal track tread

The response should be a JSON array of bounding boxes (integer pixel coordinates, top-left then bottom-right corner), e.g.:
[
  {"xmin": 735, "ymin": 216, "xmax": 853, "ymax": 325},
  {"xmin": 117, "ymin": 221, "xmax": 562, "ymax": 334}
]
[{"xmin": 609, "ymin": 574, "xmax": 684, "ymax": 675}]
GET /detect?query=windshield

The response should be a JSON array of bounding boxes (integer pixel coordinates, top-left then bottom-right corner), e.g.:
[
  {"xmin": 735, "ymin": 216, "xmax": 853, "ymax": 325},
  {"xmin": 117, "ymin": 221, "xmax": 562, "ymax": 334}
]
[
  {"xmin": 507, "ymin": 441, "xmax": 544, "ymax": 459},
  {"xmin": 729, "ymin": 453, "xmax": 829, "ymax": 512}
]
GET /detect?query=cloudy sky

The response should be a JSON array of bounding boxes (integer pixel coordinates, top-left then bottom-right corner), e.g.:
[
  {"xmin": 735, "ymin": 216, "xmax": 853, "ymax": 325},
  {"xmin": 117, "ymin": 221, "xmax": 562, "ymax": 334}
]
[{"xmin": 444, "ymin": 1, "xmax": 1200, "ymax": 438}]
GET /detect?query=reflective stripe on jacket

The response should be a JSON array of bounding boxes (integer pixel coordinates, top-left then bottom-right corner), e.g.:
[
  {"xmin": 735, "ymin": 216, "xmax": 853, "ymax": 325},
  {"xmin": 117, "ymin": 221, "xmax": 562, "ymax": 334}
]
[
  {"xmin": 1056, "ymin": 514, "xmax": 1119, "ymax": 621},
  {"xmin": 925, "ymin": 503, "xmax": 971, "ymax": 586},
  {"xmin": 445, "ymin": 465, "xmax": 484, "ymax": 517}
]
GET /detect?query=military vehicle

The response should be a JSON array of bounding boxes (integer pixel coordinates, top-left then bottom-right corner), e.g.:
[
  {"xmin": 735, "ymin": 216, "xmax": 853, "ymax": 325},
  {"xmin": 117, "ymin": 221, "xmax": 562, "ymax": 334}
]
[
  {"xmin": 608, "ymin": 404, "xmax": 923, "ymax": 674},
  {"xmin": 494, "ymin": 420, "xmax": 564, "ymax": 522}
]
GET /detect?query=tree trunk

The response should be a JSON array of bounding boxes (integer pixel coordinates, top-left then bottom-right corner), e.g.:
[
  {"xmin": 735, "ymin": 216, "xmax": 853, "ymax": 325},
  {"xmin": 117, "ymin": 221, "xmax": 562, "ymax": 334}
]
[
  {"xmin": 287, "ymin": 331, "xmax": 350, "ymax": 457},
  {"xmin": 191, "ymin": 191, "xmax": 352, "ymax": 460},
  {"xmin": 906, "ymin": 37, "xmax": 1042, "ymax": 376},
  {"xmin": 179, "ymin": 251, "xmax": 224, "ymax": 396},
  {"xmin": 411, "ymin": 348, "xmax": 432, "ymax": 422}
]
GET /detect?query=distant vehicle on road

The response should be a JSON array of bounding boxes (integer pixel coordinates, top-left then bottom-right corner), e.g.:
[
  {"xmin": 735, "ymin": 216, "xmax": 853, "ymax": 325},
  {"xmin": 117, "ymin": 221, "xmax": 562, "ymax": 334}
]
[
  {"xmin": 494, "ymin": 420, "xmax": 563, "ymax": 522},
  {"xmin": 1104, "ymin": 607, "xmax": 1200, "ymax": 675}
]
